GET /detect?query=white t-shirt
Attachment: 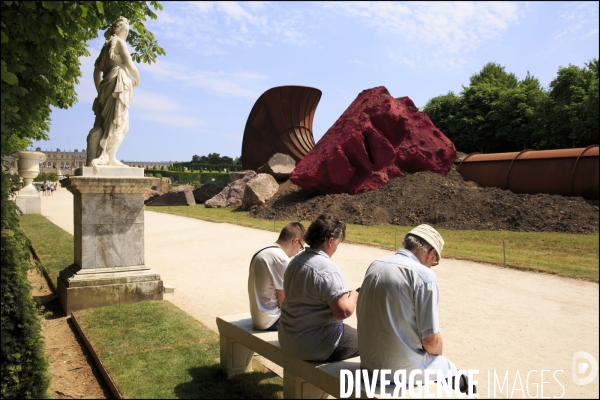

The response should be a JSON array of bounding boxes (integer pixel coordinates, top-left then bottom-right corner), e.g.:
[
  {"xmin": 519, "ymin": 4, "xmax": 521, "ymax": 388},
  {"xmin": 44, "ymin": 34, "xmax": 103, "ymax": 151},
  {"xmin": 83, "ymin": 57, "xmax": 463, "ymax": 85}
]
[{"xmin": 248, "ymin": 245, "xmax": 290, "ymax": 330}]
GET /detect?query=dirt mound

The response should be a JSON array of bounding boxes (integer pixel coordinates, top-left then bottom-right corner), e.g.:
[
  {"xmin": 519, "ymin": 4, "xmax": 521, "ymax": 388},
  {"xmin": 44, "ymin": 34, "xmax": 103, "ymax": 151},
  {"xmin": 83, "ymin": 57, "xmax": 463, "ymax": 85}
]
[{"xmin": 251, "ymin": 166, "xmax": 599, "ymax": 234}]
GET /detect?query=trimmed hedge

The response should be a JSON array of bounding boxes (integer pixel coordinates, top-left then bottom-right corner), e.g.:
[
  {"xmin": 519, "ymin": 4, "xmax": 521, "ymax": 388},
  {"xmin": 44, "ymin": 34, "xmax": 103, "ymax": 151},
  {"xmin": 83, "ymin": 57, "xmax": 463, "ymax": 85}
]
[
  {"xmin": 171, "ymin": 162, "xmax": 241, "ymax": 172},
  {"xmin": 1, "ymin": 172, "xmax": 50, "ymax": 398},
  {"xmin": 144, "ymin": 171, "xmax": 230, "ymax": 185}
]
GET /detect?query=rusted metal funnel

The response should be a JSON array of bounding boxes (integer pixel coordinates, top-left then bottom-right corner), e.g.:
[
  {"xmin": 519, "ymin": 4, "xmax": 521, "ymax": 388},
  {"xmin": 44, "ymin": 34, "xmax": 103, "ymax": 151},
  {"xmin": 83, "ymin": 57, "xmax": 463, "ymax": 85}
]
[
  {"xmin": 456, "ymin": 146, "xmax": 599, "ymax": 199},
  {"xmin": 241, "ymin": 86, "xmax": 321, "ymax": 171}
]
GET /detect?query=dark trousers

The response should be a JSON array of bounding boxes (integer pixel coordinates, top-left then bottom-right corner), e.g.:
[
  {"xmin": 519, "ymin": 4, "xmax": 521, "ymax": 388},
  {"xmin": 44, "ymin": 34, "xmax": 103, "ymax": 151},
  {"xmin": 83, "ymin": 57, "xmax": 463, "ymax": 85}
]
[
  {"xmin": 265, "ymin": 318, "xmax": 279, "ymax": 331},
  {"xmin": 446, "ymin": 374, "xmax": 477, "ymax": 394},
  {"xmin": 324, "ymin": 324, "xmax": 360, "ymax": 362}
]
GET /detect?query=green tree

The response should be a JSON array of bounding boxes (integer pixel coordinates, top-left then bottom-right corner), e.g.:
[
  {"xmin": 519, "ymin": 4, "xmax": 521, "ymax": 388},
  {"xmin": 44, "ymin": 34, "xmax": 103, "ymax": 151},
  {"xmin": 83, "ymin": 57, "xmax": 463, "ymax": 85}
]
[
  {"xmin": 1, "ymin": 1, "xmax": 166, "ymax": 158},
  {"xmin": 1, "ymin": 2, "xmax": 165, "ymax": 397},
  {"xmin": 424, "ymin": 63, "xmax": 546, "ymax": 153},
  {"xmin": 207, "ymin": 152, "xmax": 221, "ymax": 165},
  {"xmin": 533, "ymin": 60, "xmax": 599, "ymax": 148}
]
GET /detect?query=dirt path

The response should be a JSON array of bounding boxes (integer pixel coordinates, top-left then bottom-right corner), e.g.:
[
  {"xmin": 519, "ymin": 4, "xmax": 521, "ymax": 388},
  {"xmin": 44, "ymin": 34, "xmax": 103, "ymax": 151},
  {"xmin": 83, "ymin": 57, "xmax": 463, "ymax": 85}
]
[
  {"xmin": 39, "ymin": 187, "xmax": 599, "ymax": 398},
  {"xmin": 28, "ymin": 268, "xmax": 111, "ymax": 399}
]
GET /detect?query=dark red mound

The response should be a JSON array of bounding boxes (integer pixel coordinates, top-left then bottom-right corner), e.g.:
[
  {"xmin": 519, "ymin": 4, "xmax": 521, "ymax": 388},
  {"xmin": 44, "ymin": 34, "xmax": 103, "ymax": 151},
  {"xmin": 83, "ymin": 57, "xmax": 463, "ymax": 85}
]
[{"xmin": 290, "ymin": 86, "xmax": 456, "ymax": 195}]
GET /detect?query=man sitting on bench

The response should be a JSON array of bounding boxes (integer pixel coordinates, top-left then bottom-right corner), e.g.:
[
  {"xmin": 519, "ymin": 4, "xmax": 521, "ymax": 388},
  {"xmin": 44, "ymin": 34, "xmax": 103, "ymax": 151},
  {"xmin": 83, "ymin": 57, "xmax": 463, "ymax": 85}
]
[{"xmin": 248, "ymin": 222, "xmax": 306, "ymax": 331}]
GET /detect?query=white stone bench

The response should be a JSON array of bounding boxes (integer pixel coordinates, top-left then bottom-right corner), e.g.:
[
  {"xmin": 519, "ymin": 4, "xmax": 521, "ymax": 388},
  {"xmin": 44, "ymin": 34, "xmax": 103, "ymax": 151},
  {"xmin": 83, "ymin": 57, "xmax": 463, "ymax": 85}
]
[{"xmin": 217, "ymin": 313, "xmax": 462, "ymax": 399}]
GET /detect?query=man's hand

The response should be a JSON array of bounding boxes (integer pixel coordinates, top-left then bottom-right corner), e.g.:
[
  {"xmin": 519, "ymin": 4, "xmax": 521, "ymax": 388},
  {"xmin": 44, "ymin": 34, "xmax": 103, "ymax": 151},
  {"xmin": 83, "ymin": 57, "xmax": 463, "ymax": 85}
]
[
  {"xmin": 276, "ymin": 289, "xmax": 285, "ymax": 309},
  {"xmin": 329, "ymin": 289, "xmax": 359, "ymax": 320},
  {"xmin": 422, "ymin": 332, "xmax": 443, "ymax": 355}
]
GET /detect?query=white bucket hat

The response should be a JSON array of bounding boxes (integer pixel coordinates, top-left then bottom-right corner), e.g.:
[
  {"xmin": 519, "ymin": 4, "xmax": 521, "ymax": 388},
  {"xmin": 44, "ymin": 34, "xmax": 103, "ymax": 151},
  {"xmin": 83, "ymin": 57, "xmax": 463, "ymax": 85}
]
[{"xmin": 408, "ymin": 224, "xmax": 444, "ymax": 259}]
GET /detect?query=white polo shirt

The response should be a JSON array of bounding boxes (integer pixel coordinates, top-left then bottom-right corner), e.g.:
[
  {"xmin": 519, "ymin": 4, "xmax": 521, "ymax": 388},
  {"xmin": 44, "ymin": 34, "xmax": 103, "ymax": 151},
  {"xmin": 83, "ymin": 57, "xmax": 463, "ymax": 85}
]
[{"xmin": 248, "ymin": 245, "xmax": 290, "ymax": 330}]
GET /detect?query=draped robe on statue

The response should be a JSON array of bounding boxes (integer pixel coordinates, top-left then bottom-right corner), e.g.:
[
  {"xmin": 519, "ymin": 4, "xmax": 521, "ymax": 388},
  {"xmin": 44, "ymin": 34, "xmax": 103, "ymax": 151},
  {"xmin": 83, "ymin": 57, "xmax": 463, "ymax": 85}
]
[{"xmin": 87, "ymin": 36, "xmax": 132, "ymax": 168}]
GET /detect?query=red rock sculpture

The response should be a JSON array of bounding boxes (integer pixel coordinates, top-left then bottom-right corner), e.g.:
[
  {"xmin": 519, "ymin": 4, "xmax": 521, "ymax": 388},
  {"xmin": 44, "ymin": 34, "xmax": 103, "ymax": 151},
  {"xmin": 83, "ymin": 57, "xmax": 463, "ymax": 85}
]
[{"xmin": 290, "ymin": 86, "xmax": 456, "ymax": 195}]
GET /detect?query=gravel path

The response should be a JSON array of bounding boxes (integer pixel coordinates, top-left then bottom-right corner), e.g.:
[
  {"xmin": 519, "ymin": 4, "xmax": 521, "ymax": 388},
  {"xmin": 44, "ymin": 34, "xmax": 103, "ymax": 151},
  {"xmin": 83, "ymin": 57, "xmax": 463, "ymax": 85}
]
[{"xmin": 40, "ymin": 187, "xmax": 599, "ymax": 398}]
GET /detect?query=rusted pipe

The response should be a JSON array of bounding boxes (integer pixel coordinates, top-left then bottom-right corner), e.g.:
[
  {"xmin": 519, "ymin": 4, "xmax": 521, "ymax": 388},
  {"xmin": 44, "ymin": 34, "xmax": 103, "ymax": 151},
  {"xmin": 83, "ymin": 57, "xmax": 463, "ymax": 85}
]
[
  {"xmin": 455, "ymin": 146, "xmax": 599, "ymax": 200},
  {"xmin": 241, "ymin": 86, "xmax": 322, "ymax": 171}
]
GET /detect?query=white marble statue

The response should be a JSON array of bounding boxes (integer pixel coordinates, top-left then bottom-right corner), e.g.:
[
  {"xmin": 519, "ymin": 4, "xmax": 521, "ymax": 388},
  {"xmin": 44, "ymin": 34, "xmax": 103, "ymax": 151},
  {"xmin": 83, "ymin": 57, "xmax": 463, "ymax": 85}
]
[{"xmin": 86, "ymin": 16, "xmax": 140, "ymax": 170}]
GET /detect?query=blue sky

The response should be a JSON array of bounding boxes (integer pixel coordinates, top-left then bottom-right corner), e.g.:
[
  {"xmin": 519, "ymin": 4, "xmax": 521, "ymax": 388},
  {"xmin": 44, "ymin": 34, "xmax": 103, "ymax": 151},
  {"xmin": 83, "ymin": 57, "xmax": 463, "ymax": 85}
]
[{"xmin": 31, "ymin": 1, "xmax": 599, "ymax": 162}]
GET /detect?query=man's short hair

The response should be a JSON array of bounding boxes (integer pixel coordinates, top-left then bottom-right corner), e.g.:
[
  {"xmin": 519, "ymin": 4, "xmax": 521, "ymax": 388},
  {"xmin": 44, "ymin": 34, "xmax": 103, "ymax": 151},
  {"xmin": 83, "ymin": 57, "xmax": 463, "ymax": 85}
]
[
  {"xmin": 402, "ymin": 233, "xmax": 433, "ymax": 254},
  {"xmin": 278, "ymin": 222, "xmax": 306, "ymax": 242}
]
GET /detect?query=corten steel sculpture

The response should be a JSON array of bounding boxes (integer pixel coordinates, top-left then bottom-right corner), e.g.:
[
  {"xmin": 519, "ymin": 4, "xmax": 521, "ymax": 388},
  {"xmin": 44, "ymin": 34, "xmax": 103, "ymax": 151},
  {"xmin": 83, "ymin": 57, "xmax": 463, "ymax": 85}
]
[
  {"xmin": 241, "ymin": 86, "xmax": 321, "ymax": 171},
  {"xmin": 455, "ymin": 145, "xmax": 599, "ymax": 199}
]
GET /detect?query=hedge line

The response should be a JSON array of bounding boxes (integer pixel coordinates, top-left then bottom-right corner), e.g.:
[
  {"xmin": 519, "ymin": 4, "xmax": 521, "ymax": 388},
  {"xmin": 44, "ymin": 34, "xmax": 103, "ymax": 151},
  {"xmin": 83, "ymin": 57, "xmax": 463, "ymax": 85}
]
[
  {"xmin": 1, "ymin": 172, "xmax": 50, "ymax": 398},
  {"xmin": 144, "ymin": 170, "xmax": 231, "ymax": 185},
  {"xmin": 171, "ymin": 162, "xmax": 241, "ymax": 172}
]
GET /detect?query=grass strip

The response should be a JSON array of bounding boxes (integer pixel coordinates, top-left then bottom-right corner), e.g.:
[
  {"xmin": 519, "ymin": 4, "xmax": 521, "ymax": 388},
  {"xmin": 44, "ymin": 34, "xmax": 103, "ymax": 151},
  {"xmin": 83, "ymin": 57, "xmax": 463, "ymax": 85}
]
[
  {"xmin": 19, "ymin": 214, "xmax": 284, "ymax": 398},
  {"xmin": 20, "ymin": 214, "xmax": 73, "ymax": 283},
  {"xmin": 148, "ymin": 205, "xmax": 599, "ymax": 282},
  {"xmin": 75, "ymin": 301, "xmax": 283, "ymax": 399}
]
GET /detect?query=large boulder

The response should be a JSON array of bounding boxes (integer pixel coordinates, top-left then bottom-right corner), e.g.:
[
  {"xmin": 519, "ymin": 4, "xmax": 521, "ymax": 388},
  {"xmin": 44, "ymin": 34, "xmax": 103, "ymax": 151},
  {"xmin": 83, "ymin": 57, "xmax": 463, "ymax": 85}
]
[
  {"xmin": 146, "ymin": 191, "xmax": 196, "ymax": 206},
  {"xmin": 205, "ymin": 171, "xmax": 257, "ymax": 208},
  {"xmin": 144, "ymin": 180, "xmax": 172, "ymax": 203},
  {"xmin": 193, "ymin": 181, "xmax": 227, "ymax": 203},
  {"xmin": 229, "ymin": 170, "xmax": 257, "ymax": 183},
  {"xmin": 290, "ymin": 86, "xmax": 456, "ymax": 195},
  {"xmin": 153, "ymin": 180, "xmax": 172, "ymax": 194},
  {"xmin": 144, "ymin": 189, "xmax": 161, "ymax": 203},
  {"xmin": 242, "ymin": 174, "xmax": 280, "ymax": 210},
  {"xmin": 257, "ymin": 153, "xmax": 296, "ymax": 182}
]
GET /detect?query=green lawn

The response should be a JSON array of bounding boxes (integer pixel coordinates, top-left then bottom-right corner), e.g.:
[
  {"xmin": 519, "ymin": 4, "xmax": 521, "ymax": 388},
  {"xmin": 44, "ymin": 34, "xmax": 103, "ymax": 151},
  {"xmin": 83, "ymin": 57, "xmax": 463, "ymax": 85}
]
[
  {"xmin": 147, "ymin": 204, "xmax": 599, "ymax": 282},
  {"xmin": 75, "ymin": 301, "xmax": 282, "ymax": 399},
  {"xmin": 20, "ymin": 214, "xmax": 73, "ymax": 282},
  {"xmin": 19, "ymin": 214, "xmax": 283, "ymax": 399}
]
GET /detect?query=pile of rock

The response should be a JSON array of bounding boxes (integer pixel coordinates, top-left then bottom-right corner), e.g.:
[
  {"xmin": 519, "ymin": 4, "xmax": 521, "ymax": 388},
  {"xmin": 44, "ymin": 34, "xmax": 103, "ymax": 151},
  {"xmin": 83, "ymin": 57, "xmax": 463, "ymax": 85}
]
[
  {"xmin": 193, "ymin": 181, "xmax": 227, "ymax": 203},
  {"xmin": 145, "ymin": 153, "xmax": 293, "ymax": 209},
  {"xmin": 144, "ymin": 180, "xmax": 172, "ymax": 203},
  {"xmin": 205, "ymin": 170, "xmax": 256, "ymax": 208}
]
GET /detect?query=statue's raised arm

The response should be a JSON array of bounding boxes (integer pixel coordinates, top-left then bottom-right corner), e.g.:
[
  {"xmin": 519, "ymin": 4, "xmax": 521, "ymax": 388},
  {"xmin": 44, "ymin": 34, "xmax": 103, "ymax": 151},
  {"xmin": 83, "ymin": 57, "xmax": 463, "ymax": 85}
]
[{"xmin": 86, "ymin": 16, "xmax": 139, "ymax": 169}]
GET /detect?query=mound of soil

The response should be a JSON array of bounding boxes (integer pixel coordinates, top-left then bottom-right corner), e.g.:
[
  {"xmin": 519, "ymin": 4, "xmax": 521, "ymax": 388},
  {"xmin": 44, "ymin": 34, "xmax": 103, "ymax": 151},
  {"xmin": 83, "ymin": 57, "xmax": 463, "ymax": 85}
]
[{"xmin": 251, "ymin": 166, "xmax": 599, "ymax": 234}]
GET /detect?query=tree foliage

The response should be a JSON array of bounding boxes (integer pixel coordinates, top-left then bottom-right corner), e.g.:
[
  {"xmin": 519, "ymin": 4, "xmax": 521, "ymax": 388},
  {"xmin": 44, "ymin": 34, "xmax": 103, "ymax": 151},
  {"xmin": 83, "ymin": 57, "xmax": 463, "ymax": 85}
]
[
  {"xmin": 190, "ymin": 153, "xmax": 240, "ymax": 166},
  {"xmin": 1, "ymin": 172, "xmax": 50, "ymax": 399},
  {"xmin": 1, "ymin": 1, "xmax": 166, "ymax": 157},
  {"xmin": 423, "ymin": 61, "xmax": 599, "ymax": 153},
  {"xmin": 1, "ymin": 3, "xmax": 164, "ymax": 397}
]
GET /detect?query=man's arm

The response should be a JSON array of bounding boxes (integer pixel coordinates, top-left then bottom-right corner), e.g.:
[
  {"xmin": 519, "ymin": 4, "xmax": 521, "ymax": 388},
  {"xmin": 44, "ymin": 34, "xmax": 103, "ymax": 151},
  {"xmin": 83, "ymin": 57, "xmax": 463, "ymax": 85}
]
[
  {"xmin": 276, "ymin": 289, "xmax": 284, "ymax": 309},
  {"xmin": 329, "ymin": 289, "xmax": 359, "ymax": 320},
  {"xmin": 422, "ymin": 332, "xmax": 443, "ymax": 355}
]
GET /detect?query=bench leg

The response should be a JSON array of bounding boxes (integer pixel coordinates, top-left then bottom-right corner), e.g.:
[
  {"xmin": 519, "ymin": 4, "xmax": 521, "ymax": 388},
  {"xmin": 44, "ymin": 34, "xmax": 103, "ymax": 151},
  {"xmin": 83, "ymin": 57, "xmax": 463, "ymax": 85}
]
[
  {"xmin": 283, "ymin": 370, "xmax": 328, "ymax": 399},
  {"xmin": 220, "ymin": 335, "xmax": 255, "ymax": 378}
]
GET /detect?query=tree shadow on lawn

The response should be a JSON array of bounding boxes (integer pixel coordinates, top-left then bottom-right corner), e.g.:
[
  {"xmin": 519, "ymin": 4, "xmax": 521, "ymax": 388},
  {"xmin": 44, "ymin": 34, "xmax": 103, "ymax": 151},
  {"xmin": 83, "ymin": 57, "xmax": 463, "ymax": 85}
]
[{"xmin": 174, "ymin": 365, "xmax": 283, "ymax": 399}]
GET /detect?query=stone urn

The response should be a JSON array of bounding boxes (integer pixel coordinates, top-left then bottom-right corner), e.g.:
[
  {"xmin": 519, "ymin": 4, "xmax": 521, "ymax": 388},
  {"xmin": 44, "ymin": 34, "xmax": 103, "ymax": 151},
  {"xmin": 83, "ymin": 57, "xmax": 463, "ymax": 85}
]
[{"xmin": 16, "ymin": 151, "xmax": 46, "ymax": 193}]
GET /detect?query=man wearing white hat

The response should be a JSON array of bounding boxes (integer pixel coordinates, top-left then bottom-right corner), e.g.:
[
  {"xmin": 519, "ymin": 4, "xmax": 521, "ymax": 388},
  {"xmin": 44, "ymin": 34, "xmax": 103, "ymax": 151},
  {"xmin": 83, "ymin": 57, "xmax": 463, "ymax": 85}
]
[{"xmin": 357, "ymin": 224, "xmax": 476, "ymax": 394}]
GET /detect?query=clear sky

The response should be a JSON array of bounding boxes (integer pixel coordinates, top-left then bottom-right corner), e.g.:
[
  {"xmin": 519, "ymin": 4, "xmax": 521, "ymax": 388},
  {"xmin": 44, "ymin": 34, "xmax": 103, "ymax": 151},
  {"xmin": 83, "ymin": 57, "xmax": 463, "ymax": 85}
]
[{"xmin": 31, "ymin": 1, "xmax": 599, "ymax": 163}]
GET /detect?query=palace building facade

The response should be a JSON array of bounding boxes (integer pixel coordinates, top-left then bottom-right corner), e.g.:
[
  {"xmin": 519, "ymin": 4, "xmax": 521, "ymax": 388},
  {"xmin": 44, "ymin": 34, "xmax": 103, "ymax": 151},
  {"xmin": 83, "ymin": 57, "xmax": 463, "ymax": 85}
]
[{"xmin": 3, "ymin": 147, "xmax": 173, "ymax": 173}]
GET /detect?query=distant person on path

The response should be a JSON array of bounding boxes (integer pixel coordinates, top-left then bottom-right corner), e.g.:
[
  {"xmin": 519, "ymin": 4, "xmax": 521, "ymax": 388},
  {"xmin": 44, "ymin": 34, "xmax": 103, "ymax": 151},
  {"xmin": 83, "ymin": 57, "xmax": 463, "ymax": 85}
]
[
  {"xmin": 357, "ymin": 224, "xmax": 476, "ymax": 395},
  {"xmin": 278, "ymin": 214, "xmax": 359, "ymax": 362},
  {"xmin": 248, "ymin": 222, "xmax": 306, "ymax": 331}
]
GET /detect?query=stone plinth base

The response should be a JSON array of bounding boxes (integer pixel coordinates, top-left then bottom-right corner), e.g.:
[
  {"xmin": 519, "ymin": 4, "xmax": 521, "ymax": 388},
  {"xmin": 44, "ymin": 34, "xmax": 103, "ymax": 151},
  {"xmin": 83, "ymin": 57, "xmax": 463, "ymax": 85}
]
[
  {"xmin": 59, "ymin": 170, "xmax": 161, "ymax": 314},
  {"xmin": 58, "ymin": 264, "xmax": 163, "ymax": 315},
  {"xmin": 15, "ymin": 194, "xmax": 41, "ymax": 214},
  {"xmin": 75, "ymin": 166, "xmax": 144, "ymax": 177}
]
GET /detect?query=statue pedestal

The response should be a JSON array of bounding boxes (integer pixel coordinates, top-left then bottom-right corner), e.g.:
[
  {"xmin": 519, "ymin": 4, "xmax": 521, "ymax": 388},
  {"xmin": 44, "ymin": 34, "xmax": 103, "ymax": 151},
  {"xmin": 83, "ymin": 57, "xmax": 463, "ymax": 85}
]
[
  {"xmin": 15, "ymin": 187, "xmax": 41, "ymax": 214},
  {"xmin": 58, "ymin": 167, "xmax": 162, "ymax": 314}
]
